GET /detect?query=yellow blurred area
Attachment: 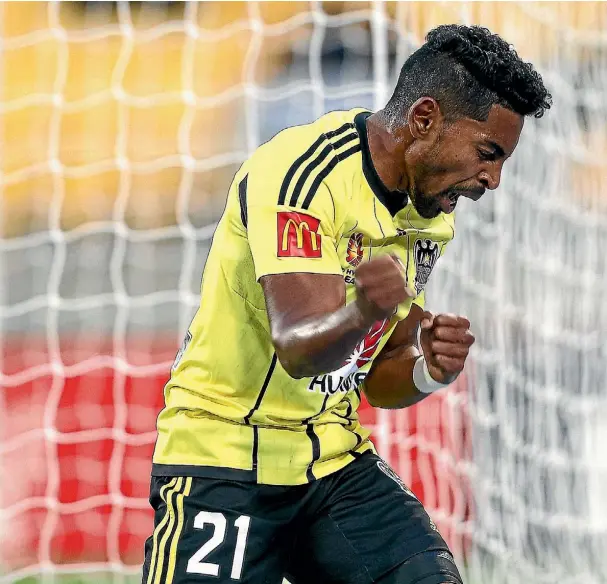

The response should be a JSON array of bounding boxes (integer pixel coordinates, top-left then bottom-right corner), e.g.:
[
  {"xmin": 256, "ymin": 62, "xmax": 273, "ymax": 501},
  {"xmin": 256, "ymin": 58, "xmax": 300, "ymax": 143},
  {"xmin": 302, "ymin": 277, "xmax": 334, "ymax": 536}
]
[
  {"xmin": 1, "ymin": 1, "xmax": 606, "ymax": 237},
  {"xmin": 1, "ymin": 1, "xmax": 309, "ymax": 235}
]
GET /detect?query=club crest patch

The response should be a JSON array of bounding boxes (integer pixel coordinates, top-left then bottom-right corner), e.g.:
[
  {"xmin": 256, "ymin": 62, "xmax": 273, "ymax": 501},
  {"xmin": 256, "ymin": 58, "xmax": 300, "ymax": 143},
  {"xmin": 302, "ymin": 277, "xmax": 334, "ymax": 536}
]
[
  {"xmin": 346, "ymin": 232, "xmax": 364, "ymax": 267},
  {"xmin": 413, "ymin": 238, "xmax": 440, "ymax": 294}
]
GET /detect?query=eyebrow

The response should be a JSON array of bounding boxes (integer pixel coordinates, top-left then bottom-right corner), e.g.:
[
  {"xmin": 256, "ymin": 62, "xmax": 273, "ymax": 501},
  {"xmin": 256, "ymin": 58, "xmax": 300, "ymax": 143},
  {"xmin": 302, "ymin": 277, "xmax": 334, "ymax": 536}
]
[{"xmin": 487, "ymin": 140, "xmax": 506, "ymax": 158}]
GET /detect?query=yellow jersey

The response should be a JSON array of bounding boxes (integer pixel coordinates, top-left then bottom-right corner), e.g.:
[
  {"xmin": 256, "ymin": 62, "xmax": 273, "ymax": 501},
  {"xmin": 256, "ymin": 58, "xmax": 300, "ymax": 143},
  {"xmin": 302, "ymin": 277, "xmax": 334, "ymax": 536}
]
[{"xmin": 152, "ymin": 109, "xmax": 455, "ymax": 485}]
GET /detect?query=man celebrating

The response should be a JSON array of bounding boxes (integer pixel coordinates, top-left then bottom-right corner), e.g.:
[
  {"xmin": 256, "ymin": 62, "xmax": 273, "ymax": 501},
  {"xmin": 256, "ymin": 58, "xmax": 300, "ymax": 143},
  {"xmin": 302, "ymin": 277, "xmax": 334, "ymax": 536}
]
[{"xmin": 143, "ymin": 24, "xmax": 551, "ymax": 584}]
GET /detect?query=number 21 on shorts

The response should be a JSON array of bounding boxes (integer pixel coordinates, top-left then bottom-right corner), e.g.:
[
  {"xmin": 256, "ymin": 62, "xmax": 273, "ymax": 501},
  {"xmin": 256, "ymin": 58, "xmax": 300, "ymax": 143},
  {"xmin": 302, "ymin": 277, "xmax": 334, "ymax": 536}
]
[{"xmin": 187, "ymin": 512, "xmax": 251, "ymax": 580}]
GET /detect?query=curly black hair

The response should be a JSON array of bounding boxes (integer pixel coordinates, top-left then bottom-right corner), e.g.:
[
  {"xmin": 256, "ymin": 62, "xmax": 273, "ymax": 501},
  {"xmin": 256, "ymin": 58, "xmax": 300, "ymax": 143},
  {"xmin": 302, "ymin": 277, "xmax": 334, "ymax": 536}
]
[{"xmin": 385, "ymin": 24, "xmax": 552, "ymax": 122}]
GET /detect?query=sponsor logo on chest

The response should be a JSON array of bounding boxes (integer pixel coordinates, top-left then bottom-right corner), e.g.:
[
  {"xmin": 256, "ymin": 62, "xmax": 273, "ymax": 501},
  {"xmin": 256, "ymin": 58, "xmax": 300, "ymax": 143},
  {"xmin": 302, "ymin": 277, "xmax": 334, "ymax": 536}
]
[{"xmin": 308, "ymin": 318, "xmax": 390, "ymax": 394}]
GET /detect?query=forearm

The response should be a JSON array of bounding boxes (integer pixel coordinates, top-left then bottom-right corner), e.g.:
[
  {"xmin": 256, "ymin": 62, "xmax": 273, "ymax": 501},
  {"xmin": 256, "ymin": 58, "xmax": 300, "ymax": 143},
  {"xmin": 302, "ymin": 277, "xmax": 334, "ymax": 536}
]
[
  {"xmin": 273, "ymin": 301, "xmax": 375, "ymax": 379},
  {"xmin": 363, "ymin": 345, "xmax": 429, "ymax": 409}
]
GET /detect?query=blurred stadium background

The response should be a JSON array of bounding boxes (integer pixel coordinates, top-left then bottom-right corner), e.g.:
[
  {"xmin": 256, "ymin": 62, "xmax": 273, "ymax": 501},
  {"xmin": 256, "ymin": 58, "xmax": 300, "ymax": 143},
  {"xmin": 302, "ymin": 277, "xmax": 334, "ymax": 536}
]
[{"xmin": 1, "ymin": 1, "xmax": 606, "ymax": 583}]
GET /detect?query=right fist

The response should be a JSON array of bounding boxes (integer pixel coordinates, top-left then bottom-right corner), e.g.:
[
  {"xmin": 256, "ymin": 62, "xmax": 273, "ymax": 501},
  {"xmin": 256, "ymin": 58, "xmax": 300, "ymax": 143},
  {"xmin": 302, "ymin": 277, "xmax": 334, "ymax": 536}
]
[{"xmin": 354, "ymin": 255, "xmax": 415, "ymax": 322}]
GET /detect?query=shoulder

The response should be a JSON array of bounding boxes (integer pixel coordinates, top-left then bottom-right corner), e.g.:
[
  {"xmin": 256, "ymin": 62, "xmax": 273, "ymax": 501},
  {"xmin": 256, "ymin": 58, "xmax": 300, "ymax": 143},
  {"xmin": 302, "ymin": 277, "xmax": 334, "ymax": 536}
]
[
  {"xmin": 251, "ymin": 109, "xmax": 365, "ymax": 179},
  {"xmin": 245, "ymin": 109, "xmax": 368, "ymax": 214}
]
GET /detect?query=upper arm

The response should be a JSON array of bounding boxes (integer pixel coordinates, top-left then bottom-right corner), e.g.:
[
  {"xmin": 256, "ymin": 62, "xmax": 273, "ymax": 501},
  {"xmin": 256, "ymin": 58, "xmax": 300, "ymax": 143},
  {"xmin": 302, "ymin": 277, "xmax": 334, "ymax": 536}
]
[{"xmin": 244, "ymin": 136, "xmax": 348, "ymax": 336}]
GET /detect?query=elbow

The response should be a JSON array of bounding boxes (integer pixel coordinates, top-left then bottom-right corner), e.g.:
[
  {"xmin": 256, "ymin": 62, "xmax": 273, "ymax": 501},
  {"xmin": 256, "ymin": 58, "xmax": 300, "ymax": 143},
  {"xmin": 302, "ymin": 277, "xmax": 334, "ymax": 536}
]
[
  {"xmin": 365, "ymin": 392, "xmax": 405, "ymax": 410},
  {"xmin": 366, "ymin": 394, "xmax": 420, "ymax": 409},
  {"xmin": 362, "ymin": 384, "xmax": 391, "ymax": 409},
  {"xmin": 271, "ymin": 332, "xmax": 310, "ymax": 379},
  {"xmin": 277, "ymin": 355, "xmax": 308, "ymax": 379},
  {"xmin": 363, "ymin": 383, "xmax": 425, "ymax": 410},
  {"xmin": 270, "ymin": 326, "xmax": 340, "ymax": 379}
]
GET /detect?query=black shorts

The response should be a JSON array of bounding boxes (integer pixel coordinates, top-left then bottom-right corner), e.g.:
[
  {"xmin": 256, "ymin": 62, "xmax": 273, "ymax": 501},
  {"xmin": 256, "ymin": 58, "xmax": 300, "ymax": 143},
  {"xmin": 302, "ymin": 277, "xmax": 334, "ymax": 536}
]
[{"xmin": 142, "ymin": 452, "xmax": 462, "ymax": 584}]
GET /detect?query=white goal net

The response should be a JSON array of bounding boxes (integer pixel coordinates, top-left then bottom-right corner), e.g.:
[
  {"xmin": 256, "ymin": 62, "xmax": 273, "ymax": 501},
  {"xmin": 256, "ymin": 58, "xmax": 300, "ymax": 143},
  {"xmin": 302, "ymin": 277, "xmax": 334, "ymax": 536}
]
[{"xmin": 1, "ymin": 2, "xmax": 607, "ymax": 583}]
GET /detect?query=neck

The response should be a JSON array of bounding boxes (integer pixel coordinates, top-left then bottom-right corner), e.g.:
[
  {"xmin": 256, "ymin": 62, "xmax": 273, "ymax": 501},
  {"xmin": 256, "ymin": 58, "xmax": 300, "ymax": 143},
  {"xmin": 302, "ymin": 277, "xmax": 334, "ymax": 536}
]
[{"xmin": 366, "ymin": 111, "xmax": 411, "ymax": 194}]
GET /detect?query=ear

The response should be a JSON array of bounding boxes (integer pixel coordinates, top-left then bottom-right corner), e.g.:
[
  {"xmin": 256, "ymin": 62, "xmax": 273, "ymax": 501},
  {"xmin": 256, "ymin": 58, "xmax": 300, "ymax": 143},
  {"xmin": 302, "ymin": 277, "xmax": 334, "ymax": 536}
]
[{"xmin": 407, "ymin": 97, "xmax": 443, "ymax": 140}]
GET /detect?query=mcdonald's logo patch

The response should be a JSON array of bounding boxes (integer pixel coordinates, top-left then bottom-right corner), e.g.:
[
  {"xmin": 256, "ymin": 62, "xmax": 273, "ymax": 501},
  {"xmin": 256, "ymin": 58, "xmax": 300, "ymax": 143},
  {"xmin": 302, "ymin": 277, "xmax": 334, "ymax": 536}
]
[{"xmin": 277, "ymin": 211, "xmax": 322, "ymax": 258}]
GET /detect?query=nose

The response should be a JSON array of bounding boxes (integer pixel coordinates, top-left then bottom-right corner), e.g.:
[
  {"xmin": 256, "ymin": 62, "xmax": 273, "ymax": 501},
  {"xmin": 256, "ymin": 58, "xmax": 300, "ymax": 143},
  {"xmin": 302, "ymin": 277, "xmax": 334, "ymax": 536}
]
[{"xmin": 478, "ymin": 166, "xmax": 501, "ymax": 191}]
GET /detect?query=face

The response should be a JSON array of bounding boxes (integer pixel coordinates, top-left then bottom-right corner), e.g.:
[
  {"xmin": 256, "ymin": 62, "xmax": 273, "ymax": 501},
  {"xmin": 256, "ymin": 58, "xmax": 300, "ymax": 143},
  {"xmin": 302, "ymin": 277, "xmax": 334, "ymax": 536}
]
[{"xmin": 403, "ymin": 102, "xmax": 524, "ymax": 219}]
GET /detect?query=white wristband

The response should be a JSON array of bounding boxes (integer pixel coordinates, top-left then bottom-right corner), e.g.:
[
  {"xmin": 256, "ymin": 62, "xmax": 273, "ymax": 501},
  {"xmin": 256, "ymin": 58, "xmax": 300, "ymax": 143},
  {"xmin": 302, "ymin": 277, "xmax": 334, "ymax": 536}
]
[{"xmin": 413, "ymin": 356, "xmax": 449, "ymax": 394}]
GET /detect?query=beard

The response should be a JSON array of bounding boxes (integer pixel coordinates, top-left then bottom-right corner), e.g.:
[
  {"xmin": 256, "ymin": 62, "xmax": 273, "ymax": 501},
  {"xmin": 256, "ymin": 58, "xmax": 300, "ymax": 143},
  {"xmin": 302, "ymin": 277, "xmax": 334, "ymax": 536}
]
[{"xmin": 409, "ymin": 186, "xmax": 442, "ymax": 219}]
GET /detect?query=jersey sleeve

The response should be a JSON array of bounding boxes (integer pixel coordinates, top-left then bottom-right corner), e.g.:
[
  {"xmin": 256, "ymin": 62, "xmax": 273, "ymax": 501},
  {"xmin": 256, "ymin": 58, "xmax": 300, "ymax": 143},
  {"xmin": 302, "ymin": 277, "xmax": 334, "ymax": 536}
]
[{"xmin": 245, "ymin": 144, "xmax": 344, "ymax": 281}]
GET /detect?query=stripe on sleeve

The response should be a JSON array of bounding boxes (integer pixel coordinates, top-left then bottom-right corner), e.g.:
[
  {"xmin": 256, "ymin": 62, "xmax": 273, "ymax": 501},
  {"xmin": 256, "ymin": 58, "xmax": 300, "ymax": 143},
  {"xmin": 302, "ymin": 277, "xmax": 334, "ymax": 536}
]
[
  {"xmin": 288, "ymin": 132, "xmax": 359, "ymax": 207},
  {"xmin": 238, "ymin": 174, "xmax": 249, "ymax": 228},
  {"xmin": 301, "ymin": 143, "xmax": 362, "ymax": 210},
  {"xmin": 277, "ymin": 122, "xmax": 354, "ymax": 206}
]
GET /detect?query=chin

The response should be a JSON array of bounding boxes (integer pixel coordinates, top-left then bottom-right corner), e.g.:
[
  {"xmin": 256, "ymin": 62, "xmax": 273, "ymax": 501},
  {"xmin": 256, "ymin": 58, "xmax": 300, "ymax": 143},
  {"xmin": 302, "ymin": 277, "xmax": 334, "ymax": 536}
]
[
  {"xmin": 411, "ymin": 190, "xmax": 441, "ymax": 219},
  {"xmin": 414, "ymin": 203, "xmax": 441, "ymax": 220}
]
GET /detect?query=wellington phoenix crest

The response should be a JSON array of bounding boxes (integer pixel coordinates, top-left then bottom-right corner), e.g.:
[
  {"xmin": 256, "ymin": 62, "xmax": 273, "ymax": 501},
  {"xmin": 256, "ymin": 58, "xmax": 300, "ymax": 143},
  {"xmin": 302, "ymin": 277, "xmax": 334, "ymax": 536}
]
[
  {"xmin": 346, "ymin": 232, "xmax": 364, "ymax": 267},
  {"xmin": 413, "ymin": 238, "xmax": 440, "ymax": 294}
]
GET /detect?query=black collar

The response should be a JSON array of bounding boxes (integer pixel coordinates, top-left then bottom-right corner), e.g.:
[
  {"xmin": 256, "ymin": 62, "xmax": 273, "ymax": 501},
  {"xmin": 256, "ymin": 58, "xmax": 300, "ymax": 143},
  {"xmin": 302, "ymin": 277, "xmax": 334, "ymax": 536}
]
[{"xmin": 354, "ymin": 111, "xmax": 408, "ymax": 217}]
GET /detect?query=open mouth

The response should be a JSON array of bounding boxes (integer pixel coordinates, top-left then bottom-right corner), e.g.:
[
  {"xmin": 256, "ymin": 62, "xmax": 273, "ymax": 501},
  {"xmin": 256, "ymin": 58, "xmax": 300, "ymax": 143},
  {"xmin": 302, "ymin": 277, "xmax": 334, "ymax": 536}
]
[{"xmin": 438, "ymin": 192, "xmax": 459, "ymax": 214}]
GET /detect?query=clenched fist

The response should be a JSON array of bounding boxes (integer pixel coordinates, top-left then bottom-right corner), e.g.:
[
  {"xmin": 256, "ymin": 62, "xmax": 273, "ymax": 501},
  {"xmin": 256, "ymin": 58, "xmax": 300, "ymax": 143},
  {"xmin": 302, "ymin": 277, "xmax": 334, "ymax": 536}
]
[
  {"xmin": 355, "ymin": 255, "xmax": 415, "ymax": 322},
  {"xmin": 419, "ymin": 312, "xmax": 475, "ymax": 385}
]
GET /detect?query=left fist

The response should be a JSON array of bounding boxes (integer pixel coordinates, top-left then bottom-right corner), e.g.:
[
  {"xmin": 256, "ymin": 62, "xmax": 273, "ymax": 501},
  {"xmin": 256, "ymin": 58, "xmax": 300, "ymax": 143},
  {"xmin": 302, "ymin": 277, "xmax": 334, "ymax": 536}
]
[{"xmin": 419, "ymin": 312, "xmax": 475, "ymax": 385}]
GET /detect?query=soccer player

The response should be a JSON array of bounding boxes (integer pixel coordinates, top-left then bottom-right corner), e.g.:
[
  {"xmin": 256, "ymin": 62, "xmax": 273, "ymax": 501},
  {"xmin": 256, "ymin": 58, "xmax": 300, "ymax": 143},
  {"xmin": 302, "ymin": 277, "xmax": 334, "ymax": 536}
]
[{"xmin": 143, "ymin": 25, "xmax": 550, "ymax": 584}]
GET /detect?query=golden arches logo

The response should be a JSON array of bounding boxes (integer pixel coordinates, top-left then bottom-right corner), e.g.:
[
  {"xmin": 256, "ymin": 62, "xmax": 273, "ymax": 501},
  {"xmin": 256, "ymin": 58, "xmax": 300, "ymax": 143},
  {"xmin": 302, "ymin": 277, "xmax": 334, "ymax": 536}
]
[
  {"xmin": 281, "ymin": 219, "xmax": 319, "ymax": 252},
  {"xmin": 277, "ymin": 211, "xmax": 322, "ymax": 258}
]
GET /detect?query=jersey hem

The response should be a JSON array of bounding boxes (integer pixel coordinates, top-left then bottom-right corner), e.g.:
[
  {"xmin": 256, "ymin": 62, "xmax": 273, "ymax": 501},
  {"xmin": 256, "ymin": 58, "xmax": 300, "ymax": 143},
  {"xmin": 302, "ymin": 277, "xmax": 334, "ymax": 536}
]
[{"xmin": 151, "ymin": 463, "xmax": 257, "ymax": 482}]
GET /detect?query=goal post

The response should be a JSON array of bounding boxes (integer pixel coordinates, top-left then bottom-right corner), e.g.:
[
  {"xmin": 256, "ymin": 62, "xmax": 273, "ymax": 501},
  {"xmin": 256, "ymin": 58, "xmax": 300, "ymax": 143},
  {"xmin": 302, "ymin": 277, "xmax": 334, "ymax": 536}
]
[{"xmin": 2, "ymin": 2, "xmax": 607, "ymax": 583}]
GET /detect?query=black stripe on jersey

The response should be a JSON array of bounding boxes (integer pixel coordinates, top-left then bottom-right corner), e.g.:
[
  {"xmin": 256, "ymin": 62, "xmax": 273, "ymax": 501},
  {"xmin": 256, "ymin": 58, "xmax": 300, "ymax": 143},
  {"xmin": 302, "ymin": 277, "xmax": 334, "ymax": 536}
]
[
  {"xmin": 238, "ymin": 174, "xmax": 248, "ymax": 228},
  {"xmin": 346, "ymin": 421, "xmax": 365, "ymax": 461},
  {"xmin": 252, "ymin": 426, "xmax": 259, "ymax": 472},
  {"xmin": 278, "ymin": 135, "xmax": 325, "ymax": 206},
  {"xmin": 243, "ymin": 353, "xmax": 278, "ymax": 425},
  {"xmin": 303, "ymin": 392, "xmax": 329, "ymax": 482},
  {"xmin": 351, "ymin": 428, "xmax": 363, "ymax": 450},
  {"xmin": 301, "ymin": 144, "xmax": 362, "ymax": 210},
  {"xmin": 340, "ymin": 397, "xmax": 365, "ymax": 454},
  {"xmin": 332, "ymin": 411, "xmax": 351, "ymax": 423},
  {"xmin": 346, "ymin": 400, "xmax": 353, "ymax": 419},
  {"xmin": 277, "ymin": 122, "xmax": 354, "ymax": 206},
  {"xmin": 288, "ymin": 132, "xmax": 358, "ymax": 207},
  {"xmin": 305, "ymin": 424, "xmax": 321, "ymax": 482}
]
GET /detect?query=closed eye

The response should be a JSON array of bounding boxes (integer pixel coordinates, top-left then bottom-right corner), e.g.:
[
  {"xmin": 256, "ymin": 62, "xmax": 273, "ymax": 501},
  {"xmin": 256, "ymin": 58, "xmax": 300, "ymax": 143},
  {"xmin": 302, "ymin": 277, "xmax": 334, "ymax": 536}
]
[{"xmin": 477, "ymin": 148, "xmax": 496, "ymax": 162}]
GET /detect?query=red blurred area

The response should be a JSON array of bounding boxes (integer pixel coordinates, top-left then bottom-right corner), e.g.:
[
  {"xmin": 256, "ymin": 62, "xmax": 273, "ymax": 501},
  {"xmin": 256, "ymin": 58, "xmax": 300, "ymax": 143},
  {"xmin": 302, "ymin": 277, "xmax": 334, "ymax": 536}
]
[{"xmin": 1, "ymin": 336, "xmax": 471, "ymax": 569}]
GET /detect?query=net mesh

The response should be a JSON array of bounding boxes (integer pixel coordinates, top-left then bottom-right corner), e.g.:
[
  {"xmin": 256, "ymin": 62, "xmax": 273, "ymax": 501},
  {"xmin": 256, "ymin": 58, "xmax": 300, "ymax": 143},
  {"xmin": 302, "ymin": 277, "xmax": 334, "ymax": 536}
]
[{"xmin": 1, "ymin": 2, "xmax": 607, "ymax": 582}]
